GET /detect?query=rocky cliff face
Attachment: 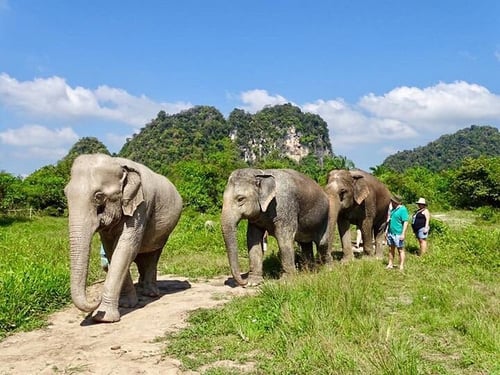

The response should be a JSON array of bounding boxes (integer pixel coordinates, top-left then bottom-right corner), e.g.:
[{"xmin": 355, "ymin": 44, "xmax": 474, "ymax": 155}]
[{"xmin": 228, "ymin": 104, "xmax": 332, "ymax": 164}]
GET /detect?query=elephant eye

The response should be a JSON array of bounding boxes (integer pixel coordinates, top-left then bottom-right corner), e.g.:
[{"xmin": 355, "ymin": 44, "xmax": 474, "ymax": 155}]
[
  {"xmin": 339, "ymin": 189, "xmax": 347, "ymax": 201},
  {"xmin": 236, "ymin": 195, "xmax": 246, "ymax": 206},
  {"xmin": 94, "ymin": 192, "xmax": 106, "ymax": 204}
]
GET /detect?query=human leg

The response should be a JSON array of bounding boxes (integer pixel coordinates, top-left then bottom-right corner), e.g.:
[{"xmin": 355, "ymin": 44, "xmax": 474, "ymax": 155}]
[
  {"xmin": 387, "ymin": 245, "xmax": 395, "ymax": 268},
  {"xmin": 398, "ymin": 247, "xmax": 405, "ymax": 270},
  {"xmin": 420, "ymin": 239, "xmax": 427, "ymax": 255},
  {"xmin": 416, "ymin": 228, "xmax": 428, "ymax": 256}
]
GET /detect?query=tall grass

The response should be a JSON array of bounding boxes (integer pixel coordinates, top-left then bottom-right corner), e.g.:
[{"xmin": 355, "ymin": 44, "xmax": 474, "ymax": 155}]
[
  {"xmin": 0, "ymin": 217, "xmax": 71, "ymax": 336},
  {"xmin": 1, "ymin": 212, "xmax": 498, "ymax": 374},
  {"xmin": 164, "ymin": 219, "xmax": 499, "ymax": 374},
  {"xmin": 0, "ymin": 211, "xmax": 234, "ymax": 338}
]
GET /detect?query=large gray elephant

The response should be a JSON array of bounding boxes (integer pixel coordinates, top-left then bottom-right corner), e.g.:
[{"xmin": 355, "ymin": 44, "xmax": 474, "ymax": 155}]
[
  {"xmin": 64, "ymin": 154, "xmax": 182, "ymax": 322},
  {"xmin": 221, "ymin": 168, "xmax": 332, "ymax": 287},
  {"xmin": 325, "ymin": 169, "xmax": 391, "ymax": 261}
]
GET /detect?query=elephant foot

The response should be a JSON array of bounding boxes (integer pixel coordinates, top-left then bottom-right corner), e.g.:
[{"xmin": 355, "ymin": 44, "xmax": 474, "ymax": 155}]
[
  {"xmin": 119, "ymin": 292, "xmax": 138, "ymax": 308},
  {"xmin": 138, "ymin": 281, "xmax": 160, "ymax": 297},
  {"xmin": 340, "ymin": 256, "xmax": 353, "ymax": 264},
  {"xmin": 92, "ymin": 304, "xmax": 121, "ymax": 323},
  {"xmin": 245, "ymin": 275, "xmax": 264, "ymax": 287}
]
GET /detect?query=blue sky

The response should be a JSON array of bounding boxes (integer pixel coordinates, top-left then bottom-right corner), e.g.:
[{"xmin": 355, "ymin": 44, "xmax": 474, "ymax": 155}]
[{"xmin": 1, "ymin": 1, "xmax": 499, "ymax": 176}]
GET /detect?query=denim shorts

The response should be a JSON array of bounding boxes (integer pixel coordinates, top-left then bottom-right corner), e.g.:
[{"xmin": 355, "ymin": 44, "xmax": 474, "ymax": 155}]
[
  {"xmin": 415, "ymin": 227, "xmax": 428, "ymax": 239},
  {"xmin": 387, "ymin": 233, "xmax": 404, "ymax": 248}
]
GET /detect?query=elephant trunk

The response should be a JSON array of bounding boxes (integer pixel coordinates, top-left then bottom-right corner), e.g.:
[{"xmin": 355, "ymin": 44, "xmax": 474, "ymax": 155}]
[
  {"xmin": 221, "ymin": 212, "xmax": 247, "ymax": 287},
  {"xmin": 327, "ymin": 195, "xmax": 341, "ymax": 251},
  {"xmin": 68, "ymin": 215, "xmax": 101, "ymax": 312}
]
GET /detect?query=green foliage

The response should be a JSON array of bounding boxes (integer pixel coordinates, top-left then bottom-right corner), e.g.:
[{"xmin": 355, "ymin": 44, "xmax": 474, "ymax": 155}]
[
  {"xmin": 382, "ymin": 125, "xmax": 500, "ymax": 172},
  {"xmin": 0, "ymin": 218, "xmax": 71, "ymax": 336},
  {"xmin": 170, "ymin": 160, "xmax": 222, "ymax": 213},
  {"xmin": 22, "ymin": 165, "xmax": 67, "ymax": 215},
  {"xmin": 119, "ymin": 107, "xmax": 231, "ymax": 173},
  {"xmin": 1, "ymin": 213, "xmax": 498, "ymax": 374},
  {"xmin": 159, "ymin": 209, "xmax": 241, "ymax": 278},
  {"xmin": 228, "ymin": 103, "xmax": 333, "ymax": 165},
  {"xmin": 473, "ymin": 206, "xmax": 500, "ymax": 224},
  {"xmin": 165, "ymin": 221, "xmax": 499, "ymax": 374},
  {"xmin": 429, "ymin": 218, "xmax": 448, "ymax": 235},
  {"xmin": 0, "ymin": 172, "xmax": 25, "ymax": 211},
  {"xmin": 450, "ymin": 156, "xmax": 500, "ymax": 208},
  {"xmin": 376, "ymin": 166, "xmax": 453, "ymax": 210}
]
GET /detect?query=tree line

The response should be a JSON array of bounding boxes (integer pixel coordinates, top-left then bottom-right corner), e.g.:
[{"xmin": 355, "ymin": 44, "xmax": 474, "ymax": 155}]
[{"xmin": 1, "ymin": 106, "xmax": 498, "ymax": 216}]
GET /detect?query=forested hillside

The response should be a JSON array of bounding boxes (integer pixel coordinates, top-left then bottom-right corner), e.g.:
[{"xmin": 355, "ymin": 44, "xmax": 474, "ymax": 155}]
[
  {"xmin": 382, "ymin": 125, "xmax": 500, "ymax": 172},
  {"xmin": 119, "ymin": 106, "xmax": 231, "ymax": 173},
  {"xmin": 227, "ymin": 104, "xmax": 332, "ymax": 163},
  {"xmin": 119, "ymin": 104, "xmax": 333, "ymax": 173}
]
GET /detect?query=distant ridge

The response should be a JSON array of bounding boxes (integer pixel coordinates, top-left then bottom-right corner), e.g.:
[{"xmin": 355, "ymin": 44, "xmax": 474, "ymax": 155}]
[{"xmin": 381, "ymin": 125, "xmax": 500, "ymax": 172}]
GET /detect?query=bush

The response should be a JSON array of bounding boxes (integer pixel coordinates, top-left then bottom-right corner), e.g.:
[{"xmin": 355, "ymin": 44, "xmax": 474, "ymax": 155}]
[
  {"xmin": 429, "ymin": 218, "xmax": 448, "ymax": 236},
  {"xmin": 474, "ymin": 206, "xmax": 500, "ymax": 224}
]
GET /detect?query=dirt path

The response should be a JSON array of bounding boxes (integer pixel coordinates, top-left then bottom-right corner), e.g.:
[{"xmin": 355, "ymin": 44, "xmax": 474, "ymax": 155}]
[{"xmin": 0, "ymin": 276, "xmax": 254, "ymax": 375}]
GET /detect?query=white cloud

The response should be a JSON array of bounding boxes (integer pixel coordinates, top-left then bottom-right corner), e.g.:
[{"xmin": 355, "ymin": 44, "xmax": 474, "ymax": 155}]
[
  {"xmin": 302, "ymin": 98, "xmax": 417, "ymax": 148},
  {"xmin": 359, "ymin": 81, "xmax": 500, "ymax": 129},
  {"xmin": 0, "ymin": 73, "xmax": 193, "ymax": 126},
  {"xmin": 495, "ymin": 49, "xmax": 500, "ymax": 62},
  {"xmin": 300, "ymin": 81, "xmax": 500, "ymax": 152},
  {"xmin": 239, "ymin": 89, "xmax": 289, "ymax": 113},
  {"xmin": 0, "ymin": 124, "xmax": 78, "ymax": 146}
]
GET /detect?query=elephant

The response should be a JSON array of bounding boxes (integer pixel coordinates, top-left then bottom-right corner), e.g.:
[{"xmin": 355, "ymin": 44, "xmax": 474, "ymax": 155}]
[
  {"xmin": 221, "ymin": 168, "xmax": 332, "ymax": 287},
  {"xmin": 64, "ymin": 153, "xmax": 183, "ymax": 322},
  {"xmin": 325, "ymin": 169, "xmax": 391, "ymax": 262}
]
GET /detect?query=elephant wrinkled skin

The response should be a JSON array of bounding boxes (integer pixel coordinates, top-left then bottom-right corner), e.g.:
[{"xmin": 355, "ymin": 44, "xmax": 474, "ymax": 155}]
[
  {"xmin": 64, "ymin": 154, "xmax": 182, "ymax": 322},
  {"xmin": 221, "ymin": 168, "xmax": 332, "ymax": 287},
  {"xmin": 325, "ymin": 169, "xmax": 391, "ymax": 262}
]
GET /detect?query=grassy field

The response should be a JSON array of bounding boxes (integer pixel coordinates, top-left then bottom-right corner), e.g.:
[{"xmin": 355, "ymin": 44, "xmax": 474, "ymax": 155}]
[
  {"xmin": 162, "ymin": 211, "xmax": 500, "ymax": 375},
  {"xmin": 0, "ymin": 210, "xmax": 498, "ymax": 374}
]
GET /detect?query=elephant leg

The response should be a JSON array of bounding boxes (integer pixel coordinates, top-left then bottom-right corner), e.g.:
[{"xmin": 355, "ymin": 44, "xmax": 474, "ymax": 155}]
[
  {"xmin": 275, "ymin": 228, "xmax": 297, "ymax": 276},
  {"xmin": 374, "ymin": 230, "xmax": 385, "ymax": 259},
  {"xmin": 317, "ymin": 232, "xmax": 333, "ymax": 265},
  {"xmin": 339, "ymin": 220, "xmax": 353, "ymax": 262},
  {"xmin": 93, "ymin": 226, "xmax": 142, "ymax": 322},
  {"xmin": 247, "ymin": 225, "xmax": 265, "ymax": 286},
  {"xmin": 119, "ymin": 270, "xmax": 138, "ymax": 307},
  {"xmin": 361, "ymin": 221, "xmax": 375, "ymax": 256},
  {"xmin": 134, "ymin": 248, "xmax": 162, "ymax": 297},
  {"xmin": 298, "ymin": 242, "xmax": 314, "ymax": 270}
]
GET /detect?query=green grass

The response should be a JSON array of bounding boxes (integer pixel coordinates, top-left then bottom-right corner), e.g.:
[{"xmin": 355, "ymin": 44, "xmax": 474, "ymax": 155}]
[
  {"xmin": 0, "ymin": 211, "xmax": 236, "ymax": 338},
  {"xmin": 0, "ymin": 216, "xmax": 70, "ymax": 336},
  {"xmin": 163, "ymin": 218, "xmax": 500, "ymax": 374},
  {"xmin": 1, "ymin": 211, "xmax": 498, "ymax": 374}
]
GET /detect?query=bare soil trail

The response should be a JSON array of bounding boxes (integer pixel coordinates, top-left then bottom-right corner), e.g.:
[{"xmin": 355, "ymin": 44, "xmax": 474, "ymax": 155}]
[{"xmin": 0, "ymin": 276, "xmax": 254, "ymax": 375}]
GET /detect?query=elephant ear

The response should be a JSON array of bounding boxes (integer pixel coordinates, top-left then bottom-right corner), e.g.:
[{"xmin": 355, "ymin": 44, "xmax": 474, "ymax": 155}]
[
  {"xmin": 351, "ymin": 172, "xmax": 370, "ymax": 205},
  {"xmin": 121, "ymin": 166, "xmax": 144, "ymax": 216},
  {"xmin": 256, "ymin": 174, "xmax": 276, "ymax": 212}
]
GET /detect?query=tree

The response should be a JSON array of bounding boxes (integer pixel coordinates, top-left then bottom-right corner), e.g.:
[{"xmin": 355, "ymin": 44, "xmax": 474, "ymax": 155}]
[
  {"xmin": 22, "ymin": 165, "xmax": 67, "ymax": 215},
  {"xmin": 0, "ymin": 172, "xmax": 25, "ymax": 211},
  {"xmin": 451, "ymin": 156, "xmax": 500, "ymax": 208}
]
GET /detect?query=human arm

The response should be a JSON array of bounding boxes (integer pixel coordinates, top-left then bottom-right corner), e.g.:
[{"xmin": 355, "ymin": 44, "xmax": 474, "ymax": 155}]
[
  {"xmin": 401, "ymin": 221, "xmax": 408, "ymax": 240},
  {"xmin": 424, "ymin": 209, "xmax": 430, "ymax": 233}
]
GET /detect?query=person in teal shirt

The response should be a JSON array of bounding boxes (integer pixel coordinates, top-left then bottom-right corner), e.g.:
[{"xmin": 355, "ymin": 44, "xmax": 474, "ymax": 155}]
[{"xmin": 386, "ymin": 194, "xmax": 409, "ymax": 270}]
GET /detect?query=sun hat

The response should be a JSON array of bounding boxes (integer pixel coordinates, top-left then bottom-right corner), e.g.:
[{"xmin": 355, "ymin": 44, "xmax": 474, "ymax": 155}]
[
  {"xmin": 416, "ymin": 197, "xmax": 427, "ymax": 205},
  {"xmin": 390, "ymin": 194, "xmax": 403, "ymax": 205}
]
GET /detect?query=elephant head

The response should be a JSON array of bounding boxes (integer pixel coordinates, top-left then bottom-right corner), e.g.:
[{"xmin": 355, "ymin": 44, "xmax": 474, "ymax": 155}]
[
  {"xmin": 64, "ymin": 154, "xmax": 144, "ymax": 313},
  {"xmin": 326, "ymin": 169, "xmax": 370, "ymax": 212},
  {"xmin": 221, "ymin": 169, "xmax": 275, "ymax": 286},
  {"xmin": 325, "ymin": 169, "xmax": 370, "ymax": 250}
]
